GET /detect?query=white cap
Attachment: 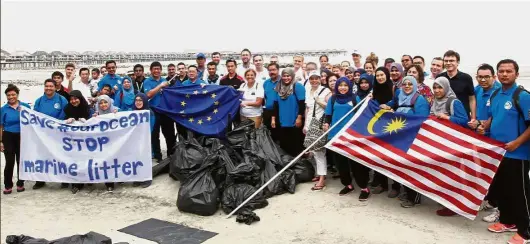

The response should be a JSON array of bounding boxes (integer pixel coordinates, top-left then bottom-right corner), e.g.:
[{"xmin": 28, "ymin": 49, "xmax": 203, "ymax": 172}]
[
  {"xmin": 350, "ymin": 49, "xmax": 361, "ymax": 56},
  {"xmin": 308, "ymin": 71, "xmax": 321, "ymax": 78}
]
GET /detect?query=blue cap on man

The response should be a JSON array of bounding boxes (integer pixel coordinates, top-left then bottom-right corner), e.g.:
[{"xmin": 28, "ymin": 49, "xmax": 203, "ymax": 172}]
[{"xmin": 196, "ymin": 53, "xmax": 206, "ymax": 59}]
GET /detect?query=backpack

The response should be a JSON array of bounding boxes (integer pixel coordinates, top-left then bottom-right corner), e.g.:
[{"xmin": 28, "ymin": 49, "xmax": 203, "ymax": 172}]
[{"xmin": 490, "ymin": 85, "xmax": 530, "ymax": 128}]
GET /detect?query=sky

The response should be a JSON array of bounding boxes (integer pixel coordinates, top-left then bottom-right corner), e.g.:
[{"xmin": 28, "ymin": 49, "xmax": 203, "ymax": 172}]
[{"xmin": 2, "ymin": 0, "xmax": 530, "ymax": 66}]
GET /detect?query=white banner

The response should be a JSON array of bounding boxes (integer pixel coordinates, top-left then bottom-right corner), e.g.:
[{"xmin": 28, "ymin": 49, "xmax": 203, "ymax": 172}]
[{"xmin": 19, "ymin": 107, "xmax": 152, "ymax": 183}]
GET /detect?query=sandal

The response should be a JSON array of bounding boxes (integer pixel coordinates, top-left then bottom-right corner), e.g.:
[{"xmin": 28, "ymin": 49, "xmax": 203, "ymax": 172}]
[
  {"xmin": 311, "ymin": 184, "xmax": 326, "ymax": 191},
  {"xmin": 312, "ymin": 177, "xmax": 320, "ymax": 182}
]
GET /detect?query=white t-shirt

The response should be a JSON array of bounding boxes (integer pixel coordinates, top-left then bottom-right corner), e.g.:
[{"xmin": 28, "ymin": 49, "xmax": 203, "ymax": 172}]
[
  {"xmin": 72, "ymin": 80, "xmax": 93, "ymax": 103},
  {"xmin": 237, "ymin": 63, "xmax": 255, "ymax": 76},
  {"xmin": 62, "ymin": 75, "xmax": 79, "ymax": 89},
  {"xmin": 255, "ymin": 69, "xmax": 270, "ymax": 83},
  {"xmin": 238, "ymin": 81, "xmax": 264, "ymax": 118},
  {"xmin": 304, "ymin": 86, "xmax": 331, "ymax": 131},
  {"xmin": 294, "ymin": 68, "xmax": 305, "ymax": 84}
]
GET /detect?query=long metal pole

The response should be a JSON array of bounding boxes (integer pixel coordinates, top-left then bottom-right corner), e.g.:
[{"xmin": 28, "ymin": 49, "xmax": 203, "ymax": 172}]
[{"xmin": 226, "ymin": 95, "xmax": 370, "ymax": 218}]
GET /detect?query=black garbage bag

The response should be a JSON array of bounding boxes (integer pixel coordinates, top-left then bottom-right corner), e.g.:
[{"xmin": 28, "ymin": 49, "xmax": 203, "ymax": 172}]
[
  {"xmin": 169, "ymin": 134, "xmax": 206, "ymax": 181},
  {"xmin": 227, "ymin": 155, "xmax": 261, "ymax": 185},
  {"xmin": 279, "ymin": 169, "xmax": 297, "ymax": 194},
  {"xmin": 292, "ymin": 158, "xmax": 316, "ymax": 183},
  {"xmin": 221, "ymin": 183, "xmax": 268, "ymax": 225},
  {"xmin": 152, "ymin": 157, "xmax": 170, "ymax": 177},
  {"xmin": 226, "ymin": 119, "xmax": 255, "ymax": 148},
  {"xmin": 6, "ymin": 235, "xmax": 48, "ymax": 244},
  {"xmin": 176, "ymin": 155, "xmax": 219, "ymax": 216},
  {"xmin": 254, "ymin": 128, "xmax": 283, "ymax": 168},
  {"xmin": 50, "ymin": 232, "xmax": 112, "ymax": 244}
]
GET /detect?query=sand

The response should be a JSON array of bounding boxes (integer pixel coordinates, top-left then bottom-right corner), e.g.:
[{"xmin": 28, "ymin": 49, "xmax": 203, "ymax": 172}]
[{"xmin": 0, "ymin": 150, "xmax": 511, "ymax": 244}]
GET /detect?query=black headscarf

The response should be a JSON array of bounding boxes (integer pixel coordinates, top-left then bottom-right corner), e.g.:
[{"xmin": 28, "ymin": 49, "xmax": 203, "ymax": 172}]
[
  {"xmin": 356, "ymin": 74, "xmax": 374, "ymax": 101},
  {"xmin": 372, "ymin": 67, "xmax": 394, "ymax": 105},
  {"xmin": 64, "ymin": 90, "xmax": 90, "ymax": 120}
]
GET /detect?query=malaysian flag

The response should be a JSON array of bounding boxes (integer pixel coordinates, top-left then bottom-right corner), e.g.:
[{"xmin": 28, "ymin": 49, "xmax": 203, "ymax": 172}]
[{"xmin": 326, "ymin": 99, "xmax": 506, "ymax": 220}]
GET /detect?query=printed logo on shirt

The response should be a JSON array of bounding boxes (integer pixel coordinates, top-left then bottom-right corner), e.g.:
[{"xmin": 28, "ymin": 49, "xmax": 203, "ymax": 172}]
[
  {"xmin": 486, "ymin": 99, "xmax": 491, "ymax": 106},
  {"xmin": 54, "ymin": 103, "xmax": 60, "ymax": 109},
  {"xmin": 504, "ymin": 101, "xmax": 512, "ymax": 110},
  {"xmin": 117, "ymin": 79, "xmax": 122, "ymax": 84}
]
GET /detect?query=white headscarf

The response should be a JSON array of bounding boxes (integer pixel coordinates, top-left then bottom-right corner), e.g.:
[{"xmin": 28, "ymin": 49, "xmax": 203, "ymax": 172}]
[
  {"xmin": 430, "ymin": 77, "xmax": 457, "ymax": 115},
  {"xmin": 96, "ymin": 95, "xmax": 119, "ymax": 115}
]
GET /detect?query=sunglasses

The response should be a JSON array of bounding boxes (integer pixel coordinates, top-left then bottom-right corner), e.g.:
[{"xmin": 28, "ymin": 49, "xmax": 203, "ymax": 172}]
[{"xmin": 402, "ymin": 82, "xmax": 413, "ymax": 87}]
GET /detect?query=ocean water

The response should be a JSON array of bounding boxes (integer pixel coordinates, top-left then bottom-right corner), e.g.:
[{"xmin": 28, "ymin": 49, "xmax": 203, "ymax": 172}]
[{"xmin": 1, "ymin": 54, "xmax": 529, "ymax": 105}]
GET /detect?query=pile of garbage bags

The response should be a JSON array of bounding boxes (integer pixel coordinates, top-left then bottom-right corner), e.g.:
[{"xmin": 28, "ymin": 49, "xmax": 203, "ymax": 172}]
[
  {"xmin": 154, "ymin": 120, "xmax": 315, "ymax": 224},
  {"xmin": 6, "ymin": 232, "xmax": 114, "ymax": 244}
]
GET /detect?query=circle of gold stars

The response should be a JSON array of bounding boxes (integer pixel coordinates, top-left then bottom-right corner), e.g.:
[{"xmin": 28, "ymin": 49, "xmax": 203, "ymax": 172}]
[{"xmin": 177, "ymin": 87, "xmax": 221, "ymax": 124}]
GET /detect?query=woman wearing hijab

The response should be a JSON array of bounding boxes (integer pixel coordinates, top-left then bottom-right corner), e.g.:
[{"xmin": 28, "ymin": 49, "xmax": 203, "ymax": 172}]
[
  {"xmin": 114, "ymin": 77, "xmax": 136, "ymax": 111},
  {"xmin": 131, "ymin": 93, "xmax": 154, "ymax": 188},
  {"xmin": 271, "ymin": 68, "xmax": 306, "ymax": 157},
  {"xmin": 382, "ymin": 76, "xmax": 430, "ymax": 115},
  {"xmin": 370, "ymin": 67, "xmax": 402, "ymax": 197},
  {"xmin": 93, "ymin": 94, "xmax": 120, "ymax": 192},
  {"xmin": 353, "ymin": 68, "xmax": 366, "ymax": 85},
  {"xmin": 322, "ymin": 77, "xmax": 371, "ymax": 201},
  {"xmin": 64, "ymin": 90, "xmax": 91, "ymax": 194},
  {"xmin": 428, "ymin": 76, "xmax": 470, "ymax": 215},
  {"xmin": 390, "ymin": 63, "xmax": 405, "ymax": 89},
  {"xmin": 344, "ymin": 67, "xmax": 357, "ymax": 94},
  {"xmin": 381, "ymin": 76, "xmax": 430, "ymax": 208},
  {"xmin": 356, "ymin": 74, "xmax": 374, "ymax": 101}
]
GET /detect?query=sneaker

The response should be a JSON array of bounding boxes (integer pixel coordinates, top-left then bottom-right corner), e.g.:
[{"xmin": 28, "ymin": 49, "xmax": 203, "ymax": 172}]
[
  {"xmin": 401, "ymin": 200, "xmax": 418, "ymax": 208},
  {"xmin": 61, "ymin": 183, "xmax": 69, "ymax": 189},
  {"xmin": 71, "ymin": 187, "xmax": 79, "ymax": 194},
  {"xmin": 141, "ymin": 181, "xmax": 152, "ymax": 188},
  {"xmin": 16, "ymin": 186, "xmax": 25, "ymax": 192},
  {"xmin": 106, "ymin": 187, "xmax": 114, "ymax": 193},
  {"xmin": 436, "ymin": 207, "xmax": 457, "ymax": 217},
  {"xmin": 488, "ymin": 223, "xmax": 517, "ymax": 233},
  {"xmin": 388, "ymin": 189, "xmax": 400, "ymax": 198},
  {"xmin": 339, "ymin": 185, "xmax": 354, "ymax": 196},
  {"xmin": 3, "ymin": 188, "xmax": 12, "ymax": 195},
  {"xmin": 371, "ymin": 186, "xmax": 386, "ymax": 194},
  {"xmin": 507, "ymin": 233, "xmax": 530, "ymax": 244},
  {"xmin": 483, "ymin": 208, "xmax": 500, "ymax": 223},
  {"xmin": 359, "ymin": 188, "xmax": 370, "ymax": 201},
  {"xmin": 32, "ymin": 182, "xmax": 45, "ymax": 190}
]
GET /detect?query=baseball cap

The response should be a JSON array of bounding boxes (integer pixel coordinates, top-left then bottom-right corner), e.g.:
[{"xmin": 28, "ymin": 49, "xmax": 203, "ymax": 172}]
[
  {"xmin": 308, "ymin": 71, "xmax": 321, "ymax": 78},
  {"xmin": 196, "ymin": 53, "xmax": 206, "ymax": 59},
  {"xmin": 350, "ymin": 50, "xmax": 361, "ymax": 56}
]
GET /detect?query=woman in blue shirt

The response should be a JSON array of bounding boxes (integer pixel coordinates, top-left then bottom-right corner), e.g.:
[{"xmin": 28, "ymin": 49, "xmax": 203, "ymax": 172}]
[
  {"xmin": 132, "ymin": 93, "xmax": 154, "ymax": 188},
  {"xmin": 1, "ymin": 85, "xmax": 31, "ymax": 194},
  {"xmin": 114, "ymin": 76, "xmax": 136, "ymax": 111},
  {"xmin": 271, "ymin": 68, "xmax": 306, "ymax": 157},
  {"xmin": 322, "ymin": 77, "xmax": 371, "ymax": 201}
]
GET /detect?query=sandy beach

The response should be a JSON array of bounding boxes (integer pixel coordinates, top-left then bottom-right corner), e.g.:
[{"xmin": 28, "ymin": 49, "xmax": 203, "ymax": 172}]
[{"xmin": 0, "ymin": 147, "xmax": 512, "ymax": 244}]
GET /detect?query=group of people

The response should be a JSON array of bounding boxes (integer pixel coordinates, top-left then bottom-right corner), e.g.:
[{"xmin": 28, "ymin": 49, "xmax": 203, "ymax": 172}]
[{"xmin": 1, "ymin": 48, "xmax": 529, "ymax": 244}]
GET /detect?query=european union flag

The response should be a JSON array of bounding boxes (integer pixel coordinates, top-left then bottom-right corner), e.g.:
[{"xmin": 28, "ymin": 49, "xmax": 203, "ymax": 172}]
[
  {"xmin": 153, "ymin": 84, "xmax": 242, "ymax": 137},
  {"xmin": 350, "ymin": 100, "xmax": 428, "ymax": 152}
]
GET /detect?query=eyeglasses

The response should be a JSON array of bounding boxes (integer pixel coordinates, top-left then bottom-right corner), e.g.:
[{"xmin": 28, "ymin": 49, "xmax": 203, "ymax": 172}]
[
  {"xmin": 402, "ymin": 83, "xmax": 413, "ymax": 87},
  {"xmin": 476, "ymin": 75, "xmax": 492, "ymax": 80}
]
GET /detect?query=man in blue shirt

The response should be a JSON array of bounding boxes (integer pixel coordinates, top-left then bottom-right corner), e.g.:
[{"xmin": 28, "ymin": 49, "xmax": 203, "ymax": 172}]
[
  {"xmin": 469, "ymin": 64, "xmax": 501, "ymax": 136},
  {"xmin": 182, "ymin": 66, "xmax": 206, "ymax": 86},
  {"xmin": 263, "ymin": 63, "xmax": 281, "ymax": 141},
  {"xmin": 479, "ymin": 59, "xmax": 530, "ymax": 244},
  {"xmin": 145, "ymin": 61, "xmax": 176, "ymax": 162},
  {"xmin": 195, "ymin": 53, "xmax": 207, "ymax": 79},
  {"xmin": 32, "ymin": 79, "xmax": 68, "ymax": 190},
  {"xmin": 97, "ymin": 60, "xmax": 122, "ymax": 98}
]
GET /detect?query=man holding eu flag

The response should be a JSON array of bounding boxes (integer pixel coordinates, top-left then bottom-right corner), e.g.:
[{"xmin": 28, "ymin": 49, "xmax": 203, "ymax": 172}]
[
  {"xmin": 182, "ymin": 66, "xmax": 206, "ymax": 86},
  {"xmin": 145, "ymin": 61, "xmax": 177, "ymax": 162}
]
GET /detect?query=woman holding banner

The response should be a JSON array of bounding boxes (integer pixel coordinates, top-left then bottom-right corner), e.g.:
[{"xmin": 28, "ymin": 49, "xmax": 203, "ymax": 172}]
[
  {"xmin": 64, "ymin": 90, "xmax": 91, "ymax": 194},
  {"xmin": 1, "ymin": 84, "xmax": 31, "ymax": 194},
  {"xmin": 132, "ymin": 93, "xmax": 153, "ymax": 188}
]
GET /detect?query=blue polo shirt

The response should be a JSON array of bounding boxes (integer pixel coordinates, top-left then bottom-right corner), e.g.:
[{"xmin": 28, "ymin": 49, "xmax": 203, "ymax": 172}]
[
  {"xmin": 274, "ymin": 83, "xmax": 306, "ymax": 127},
  {"xmin": 325, "ymin": 98, "xmax": 355, "ymax": 140},
  {"xmin": 487, "ymin": 83, "xmax": 530, "ymax": 160},
  {"xmin": 144, "ymin": 76, "xmax": 165, "ymax": 107},
  {"xmin": 182, "ymin": 79, "xmax": 206, "ymax": 86},
  {"xmin": 0, "ymin": 101, "xmax": 31, "ymax": 133},
  {"xmin": 475, "ymin": 81, "xmax": 501, "ymax": 121},
  {"xmin": 263, "ymin": 77, "xmax": 280, "ymax": 110},
  {"xmin": 97, "ymin": 74, "xmax": 123, "ymax": 91},
  {"xmin": 34, "ymin": 93, "xmax": 68, "ymax": 119}
]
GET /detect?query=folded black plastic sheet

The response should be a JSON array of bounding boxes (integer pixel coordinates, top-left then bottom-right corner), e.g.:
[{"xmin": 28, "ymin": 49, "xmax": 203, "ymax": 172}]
[
  {"xmin": 6, "ymin": 232, "xmax": 112, "ymax": 244},
  {"xmin": 118, "ymin": 218, "xmax": 217, "ymax": 244}
]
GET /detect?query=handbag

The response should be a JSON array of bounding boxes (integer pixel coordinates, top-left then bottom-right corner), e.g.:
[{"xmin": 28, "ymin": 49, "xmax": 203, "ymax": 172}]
[{"xmin": 303, "ymin": 89, "xmax": 328, "ymax": 150}]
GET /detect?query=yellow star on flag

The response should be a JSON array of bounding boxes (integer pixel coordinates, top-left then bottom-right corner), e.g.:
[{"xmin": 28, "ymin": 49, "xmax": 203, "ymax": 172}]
[
  {"xmin": 185, "ymin": 94, "xmax": 190, "ymax": 98},
  {"xmin": 211, "ymin": 93, "xmax": 217, "ymax": 99},
  {"xmin": 181, "ymin": 101, "xmax": 187, "ymax": 106},
  {"xmin": 213, "ymin": 108, "xmax": 218, "ymax": 114},
  {"xmin": 188, "ymin": 117, "xmax": 194, "ymax": 122},
  {"xmin": 198, "ymin": 119, "xmax": 203, "ymax": 125},
  {"xmin": 214, "ymin": 101, "xmax": 219, "ymax": 105},
  {"xmin": 193, "ymin": 90, "xmax": 199, "ymax": 95},
  {"xmin": 207, "ymin": 116, "xmax": 212, "ymax": 121},
  {"xmin": 202, "ymin": 90, "xmax": 208, "ymax": 94}
]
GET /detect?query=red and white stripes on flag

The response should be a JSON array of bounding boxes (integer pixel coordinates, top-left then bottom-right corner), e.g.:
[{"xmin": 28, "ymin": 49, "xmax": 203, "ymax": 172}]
[{"xmin": 327, "ymin": 101, "xmax": 506, "ymax": 220}]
